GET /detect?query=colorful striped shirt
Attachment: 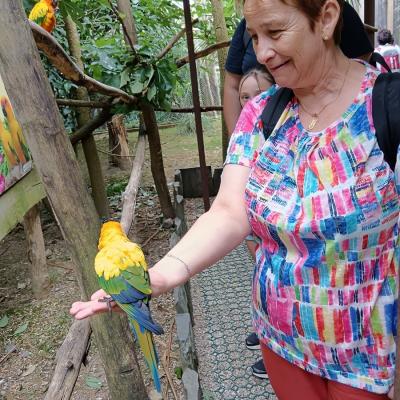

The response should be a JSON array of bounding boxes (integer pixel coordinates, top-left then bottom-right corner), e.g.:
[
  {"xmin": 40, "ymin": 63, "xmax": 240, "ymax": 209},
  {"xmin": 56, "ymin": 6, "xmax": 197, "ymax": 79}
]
[{"xmin": 225, "ymin": 63, "xmax": 399, "ymax": 393}]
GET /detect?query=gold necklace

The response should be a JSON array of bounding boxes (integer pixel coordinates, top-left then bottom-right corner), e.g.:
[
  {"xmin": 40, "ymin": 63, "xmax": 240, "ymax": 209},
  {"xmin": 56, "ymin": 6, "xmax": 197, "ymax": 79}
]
[{"xmin": 299, "ymin": 60, "xmax": 351, "ymax": 130}]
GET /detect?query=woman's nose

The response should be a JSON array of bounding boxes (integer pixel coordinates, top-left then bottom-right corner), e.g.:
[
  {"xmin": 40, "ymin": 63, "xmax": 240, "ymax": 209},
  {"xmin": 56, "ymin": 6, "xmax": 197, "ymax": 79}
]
[{"xmin": 255, "ymin": 39, "xmax": 275, "ymax": 65}]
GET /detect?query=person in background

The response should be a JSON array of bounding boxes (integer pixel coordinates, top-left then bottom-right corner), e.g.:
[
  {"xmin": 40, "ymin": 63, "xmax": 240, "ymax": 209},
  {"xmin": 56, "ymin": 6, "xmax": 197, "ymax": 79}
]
[
  {"xmin": 239, "ymin": 67, "xmax": 274, "ymax": 379},
  {"xmin": 375, "ymin": 28, "xmax": 400, "ymax": 72},
  {"xmin": 239, "ymin": 68, "xmax": 274, "ymax": 107}
]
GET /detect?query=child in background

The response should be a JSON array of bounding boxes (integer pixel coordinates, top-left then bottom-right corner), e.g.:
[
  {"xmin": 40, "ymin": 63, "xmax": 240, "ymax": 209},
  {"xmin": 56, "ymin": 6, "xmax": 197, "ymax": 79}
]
[
  {"xmin": 239, "ymin": 68, "xmax": 274, "ymax": 108},
  {"xmin": 238, "ymin": 67, "xmax": 274, "ymax": 380}
]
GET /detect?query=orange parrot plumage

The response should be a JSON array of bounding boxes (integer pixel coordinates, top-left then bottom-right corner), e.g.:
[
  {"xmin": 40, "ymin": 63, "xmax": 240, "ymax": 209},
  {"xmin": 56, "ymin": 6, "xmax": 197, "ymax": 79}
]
[
  {"xmin": 0, "ymin": 97, "xmax": 28, "ymax": 165},
  {"xmin": 28, "ymin": 0, "xmax": 58, "ymax": 33}
]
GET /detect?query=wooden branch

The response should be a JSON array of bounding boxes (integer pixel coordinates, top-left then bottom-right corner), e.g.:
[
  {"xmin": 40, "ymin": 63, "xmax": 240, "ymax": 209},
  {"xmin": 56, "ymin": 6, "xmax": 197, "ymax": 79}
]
[
  {"xmin": 109, "ymin": 0, "xmax": 137, "ymax": 54},
  {"xmin": 44, "ymin": 320, "xmax": 91, "ymax": 400},
  {"xmin": 156, "ymin": 18, "xmax": 199, "ymax": 61},
  {"xmin": 120, "ymin": 133, "xmax": 147, "ymax": 233},
  {"xmin": 30, "ymin": 21, "xmax": 137, "ymax": 104},
  {"xmin": 176, "ymin": 40, "xmax": 231, "ymax": 68},
  {"xmin": 57, "ymin": 99, "xmax": 110, "ymax": 108},
  {"xmin": 158, "ymin": 106, "xmax": 222, "ymax": 113},
  {"xmin": 70, "ymin": 107, "xmax": 113, "ymax": 145}
]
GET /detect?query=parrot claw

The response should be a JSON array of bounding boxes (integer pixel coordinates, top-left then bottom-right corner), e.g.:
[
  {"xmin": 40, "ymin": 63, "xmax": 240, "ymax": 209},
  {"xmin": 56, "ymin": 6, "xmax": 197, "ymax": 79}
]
[{"xmin": 98, "ymin": 296, "xmax": 114, "ymax": 314}]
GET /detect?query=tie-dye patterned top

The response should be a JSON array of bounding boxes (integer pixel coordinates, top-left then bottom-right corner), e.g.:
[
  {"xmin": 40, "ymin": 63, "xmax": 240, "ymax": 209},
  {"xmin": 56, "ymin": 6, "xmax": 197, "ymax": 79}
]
[{"xmin": 225, "ymin": 64, "xmax": 400, "ymax": 394}]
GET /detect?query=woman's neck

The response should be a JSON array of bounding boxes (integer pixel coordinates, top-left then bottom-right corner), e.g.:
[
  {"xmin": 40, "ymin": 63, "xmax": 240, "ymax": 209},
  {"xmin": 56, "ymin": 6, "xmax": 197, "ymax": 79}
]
[{"xmin": 293, "ymin": 50, "xmax": 350, "ymax": 109}]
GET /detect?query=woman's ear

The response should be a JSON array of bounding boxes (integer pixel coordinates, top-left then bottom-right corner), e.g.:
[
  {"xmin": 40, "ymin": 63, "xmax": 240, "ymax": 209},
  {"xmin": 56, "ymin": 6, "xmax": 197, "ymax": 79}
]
[{"xmin": 319, "ymin": 0, "xmax": 341, "ymax": 41}]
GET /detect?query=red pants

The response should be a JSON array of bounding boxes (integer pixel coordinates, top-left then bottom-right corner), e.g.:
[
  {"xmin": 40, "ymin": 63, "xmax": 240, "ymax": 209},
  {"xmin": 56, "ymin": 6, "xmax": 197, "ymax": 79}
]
[{"xmin": 261, "ymin": 345, "xmax": 391, "ymax": 400}]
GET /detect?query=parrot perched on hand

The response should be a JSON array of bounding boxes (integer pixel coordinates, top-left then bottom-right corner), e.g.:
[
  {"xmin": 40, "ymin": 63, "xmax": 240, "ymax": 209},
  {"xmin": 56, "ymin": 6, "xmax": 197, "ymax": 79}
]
[
  {"xmin": 95, "ymin": 221, "xmax": 164, "ymax": 393},
  {"xmin": 1, "ymin": 97, "xmax": 28, "ymax": 165},
  {"xmin": 28, "ymin": 0, "xmax": 59, "ymax": 34}
]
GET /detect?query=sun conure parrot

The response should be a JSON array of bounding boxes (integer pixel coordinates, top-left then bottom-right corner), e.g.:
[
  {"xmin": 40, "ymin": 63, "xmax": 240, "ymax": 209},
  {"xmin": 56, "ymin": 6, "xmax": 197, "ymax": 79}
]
[
  {"xmin": 95, "ymin": 221, "xmax": 164, "ymax": 393},
  {"xmin": 1, "ymin": 97, "xmax": 28, "ymax": 165},
  {"xmin": 28, "ymin": 0, "xmax": 58, "ymax": 34}
]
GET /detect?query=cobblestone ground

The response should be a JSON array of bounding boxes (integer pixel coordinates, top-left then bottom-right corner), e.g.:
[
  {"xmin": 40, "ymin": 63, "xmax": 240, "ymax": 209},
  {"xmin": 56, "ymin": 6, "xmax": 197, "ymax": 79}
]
[{"xmin": 191, "ymin": 244, "xmax": 277, "ymax": 400}]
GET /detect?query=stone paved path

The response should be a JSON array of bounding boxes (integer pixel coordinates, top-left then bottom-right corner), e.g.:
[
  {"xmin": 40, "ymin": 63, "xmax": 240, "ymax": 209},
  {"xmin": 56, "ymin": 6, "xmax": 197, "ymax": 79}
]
[{"xmin": 191, "ymin": 244, "xmax": 277, "ymax": 400}]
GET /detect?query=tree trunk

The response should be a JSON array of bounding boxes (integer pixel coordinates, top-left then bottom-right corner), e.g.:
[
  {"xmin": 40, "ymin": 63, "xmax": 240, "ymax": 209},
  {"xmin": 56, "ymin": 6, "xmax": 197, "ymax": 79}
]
[
  {"xmin": 107, "ymin": 114, "xmax": 132, "ymax": 171},
  {"xmin": 23, "ymin": 204, "xmax": 50, "ymax": 299},
  {"xmin": 0, "ymin": 3, "xmax": 147, "ymax": 399},
  {"xmin": 64, "ymin": 15, "xmax": 110, "ymax": 220},
  {"xmin": 141, "ymin": 104, "xmax": 175, "ymax": 219},
  {"xmin": 117, "ymin": 0, "xmax": 175, "ymax": 220},
  {"xmin": 210, "ymin": 0, "xmax": 230, "ymax": 159},
  {"xmin": 234, "ymin": 0, "xmax": 244, "ymax": 17}
]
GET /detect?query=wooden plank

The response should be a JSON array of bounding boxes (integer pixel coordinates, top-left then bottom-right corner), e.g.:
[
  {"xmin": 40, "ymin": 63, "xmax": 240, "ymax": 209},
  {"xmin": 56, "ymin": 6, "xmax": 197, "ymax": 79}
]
[{"xmin": 0, "ymin": 168, "xmax": 45, "ymax": 241}]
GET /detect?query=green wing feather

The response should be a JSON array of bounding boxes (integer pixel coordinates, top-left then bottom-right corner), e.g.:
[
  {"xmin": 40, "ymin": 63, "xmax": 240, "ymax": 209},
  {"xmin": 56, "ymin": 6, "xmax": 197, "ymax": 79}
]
[{"xmin": 121, "ymin": 265, "xmax": 152, "ymax": 295}]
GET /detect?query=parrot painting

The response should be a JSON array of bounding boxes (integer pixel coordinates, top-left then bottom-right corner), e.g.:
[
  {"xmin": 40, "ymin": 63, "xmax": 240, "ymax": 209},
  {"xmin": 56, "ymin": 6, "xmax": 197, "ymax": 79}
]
[
  {"xmin": 28, "ymin": 0, "xmax": 58, "ymax": 34},
  {"xmin": 0, "ymin": 119, "xmax": 18, "ymax": 168},
  {"xmin": 1, "ymin": 97, "xmax": 28, "ymax": 165},
  {"xmin": 95, "ymin": 221, "xmax": 164, "ymax": 393}
]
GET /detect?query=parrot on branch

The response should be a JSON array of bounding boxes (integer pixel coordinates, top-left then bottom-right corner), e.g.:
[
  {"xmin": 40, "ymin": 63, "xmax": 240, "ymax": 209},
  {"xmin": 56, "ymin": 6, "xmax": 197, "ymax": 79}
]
[
  {"xmin": 95, "ymin": 221, "xmax": 164, "ymax": 393},
  {"xmin": 28, "ymin": 0, "xmax": 59, "ymax": 34}
]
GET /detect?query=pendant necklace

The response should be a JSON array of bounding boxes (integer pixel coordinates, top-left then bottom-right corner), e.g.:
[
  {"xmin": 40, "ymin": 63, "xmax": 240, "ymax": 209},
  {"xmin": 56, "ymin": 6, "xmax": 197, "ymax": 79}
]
[{"xmin": 300, "ymin": 60, "xmax": 351, "ymax": 131}]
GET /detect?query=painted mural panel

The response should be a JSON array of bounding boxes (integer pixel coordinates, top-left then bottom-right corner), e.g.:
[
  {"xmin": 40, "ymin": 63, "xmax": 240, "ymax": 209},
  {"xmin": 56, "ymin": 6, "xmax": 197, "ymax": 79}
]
[{"xmin": 0, "ymin": 74, "xmax": 32, "ymax": 195}]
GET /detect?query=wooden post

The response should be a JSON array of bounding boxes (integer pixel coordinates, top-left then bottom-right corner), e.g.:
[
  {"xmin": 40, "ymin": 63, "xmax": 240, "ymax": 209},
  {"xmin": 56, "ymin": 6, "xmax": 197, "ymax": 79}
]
[
  {"xmin": 44, "ymin": 320, "xmax": 91, "ymax": 400},
  {"xmin": 0, "ymin": 2, "xmax": 147, "ymax": 399},
  {"xmin": 107, "ymin": 114, "xmax": 132, "ymax": 171},
  {"xmin": 23, "ymin": 204, "xmax": 50, "ymax": 299}
]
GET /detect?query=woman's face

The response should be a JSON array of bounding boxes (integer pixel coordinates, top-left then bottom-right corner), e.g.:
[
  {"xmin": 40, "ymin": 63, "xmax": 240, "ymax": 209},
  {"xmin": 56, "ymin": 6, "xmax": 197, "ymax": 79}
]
[
  {"xmin": 245, "ymin": 0, "xmax": 327, "ymax": 89},
  {"xmin": 240, "ymin": 76, "xmax": 272, "ymax": 107}
]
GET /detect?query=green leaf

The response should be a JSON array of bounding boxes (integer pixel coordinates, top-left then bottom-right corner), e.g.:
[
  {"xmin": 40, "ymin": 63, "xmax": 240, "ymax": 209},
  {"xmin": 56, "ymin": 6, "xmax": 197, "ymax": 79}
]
[
  {"xmin": 0, "ymin": 315, "xmax": 9, "ymax": 328},
  {"xmin": 85, "ymin": 375, "xmax": 103, "ymax": 389},
  {"xmin": 13, "ymin": 322, "xmax": 28, "ymax": 336},
  {"xmin": 120, "ymin": 68, "xmax": 131, "ymax": 88},
  {"xmin": 146, "ymin": 84, "xmax": 157, "ymax": 101},
  {"xmin": 174, "ymin": 366, "xmax": 183, "ymax": 380},
  {"xmin": 96, "ymin": 0, "xmax": 111, "ymax": 8},
  {"xmin": 130, "ymin": 80, "xmax": 145, "ymax": 94}
]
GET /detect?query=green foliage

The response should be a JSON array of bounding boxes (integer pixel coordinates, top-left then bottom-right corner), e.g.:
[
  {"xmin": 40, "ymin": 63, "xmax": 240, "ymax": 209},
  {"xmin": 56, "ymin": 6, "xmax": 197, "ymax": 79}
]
[
  {"xmin": 106, "ymin": 177, "xmax": 129, "ymax": 196},
  {"xmin": 24, "ymin": 0, "xmax": 238, "ymax": 127},
  {"xmin": 174, "ymin": 366, "xmax": 183, "ymax": 379},
  {"xmin": 0, "ymin": 315, "xmax": 9, "ymax": 328},
  {"xmin": 13, "ymin": 322, "xmax": 29, "ymax": 336},
  {"xmin": 85, "ymin": 375, "xmax": 103, "ymax": 389}
]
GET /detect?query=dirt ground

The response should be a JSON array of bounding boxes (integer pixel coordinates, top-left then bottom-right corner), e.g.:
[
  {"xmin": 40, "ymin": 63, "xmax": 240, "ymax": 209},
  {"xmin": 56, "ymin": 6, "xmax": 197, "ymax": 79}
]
[{"xmin": 0, "ymin": 121, "xmax": 222, "ymax": 400}]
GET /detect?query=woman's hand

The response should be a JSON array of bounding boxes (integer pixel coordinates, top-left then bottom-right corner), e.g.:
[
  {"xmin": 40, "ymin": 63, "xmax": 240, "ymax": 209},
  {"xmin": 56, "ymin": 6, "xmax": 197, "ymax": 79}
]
[
  {"xmin": 388, "ymin": 386, "xmax": 393, "ymax": 399},
  {"xmin": 69, "ymin": 289, "xmax": 122, "ymax": 319}
]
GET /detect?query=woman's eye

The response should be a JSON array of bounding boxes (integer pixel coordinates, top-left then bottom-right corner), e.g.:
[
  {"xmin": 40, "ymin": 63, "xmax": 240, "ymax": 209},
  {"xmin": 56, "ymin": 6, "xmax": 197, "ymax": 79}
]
[{"xmin": 270, "ymin": 30, "xmax": 282, "ymax": 38}]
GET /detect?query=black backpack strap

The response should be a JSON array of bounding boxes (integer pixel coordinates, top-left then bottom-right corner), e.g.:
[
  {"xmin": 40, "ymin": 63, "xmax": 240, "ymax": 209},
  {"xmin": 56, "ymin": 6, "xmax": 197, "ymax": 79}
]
[
  {"xmin": 261, "ymin": 87, "xmax": 294, "ymax": 140},
  {"xmin": 372, "ymin": 72, "xmax": 400, "ymax": 170},
  {"xmin": 369, "ymin": 52, "xmax": 392, "ymax": 73}
]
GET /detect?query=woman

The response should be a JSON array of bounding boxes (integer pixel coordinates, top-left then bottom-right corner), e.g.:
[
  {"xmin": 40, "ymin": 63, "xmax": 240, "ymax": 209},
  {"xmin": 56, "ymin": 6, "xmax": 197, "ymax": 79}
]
[{"xmin": 71, "ymin": 0, "xmax": 399, "ymax": 398}]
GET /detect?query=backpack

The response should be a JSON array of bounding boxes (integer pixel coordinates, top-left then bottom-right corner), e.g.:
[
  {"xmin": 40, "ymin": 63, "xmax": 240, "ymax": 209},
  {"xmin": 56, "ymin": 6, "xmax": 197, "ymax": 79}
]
[{"xmin": 261, "ymin": 55, "xmax": 400, "ymax": 170}]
